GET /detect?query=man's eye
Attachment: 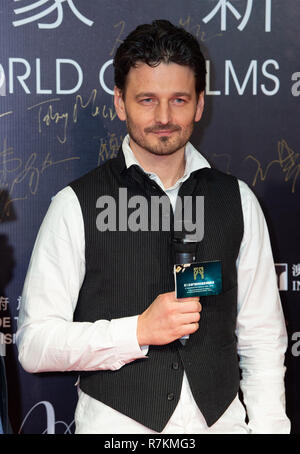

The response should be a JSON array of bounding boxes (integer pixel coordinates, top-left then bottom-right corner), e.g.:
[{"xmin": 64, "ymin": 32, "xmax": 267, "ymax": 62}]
[
  {"xmin": 174, "ymin": 98, "xmax": 185, "ymax": 104},
  {"xmin": 140, "ymin": 98, "xmax": 153, "ymax": 103}
]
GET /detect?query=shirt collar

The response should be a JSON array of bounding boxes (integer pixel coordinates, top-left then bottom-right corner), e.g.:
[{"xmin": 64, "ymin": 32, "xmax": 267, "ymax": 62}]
[{"xmin": 121, "ymin": 134, "xmax": 210, "ymax": 186}]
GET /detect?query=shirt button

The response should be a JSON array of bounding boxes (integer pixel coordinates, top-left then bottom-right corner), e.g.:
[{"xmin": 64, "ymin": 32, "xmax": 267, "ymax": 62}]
[
  {"xmin": 167, "ymin": 393, "xmax": 175, "ymax": 401},
  {"xmin": 172, "ymin": 362, "xmax": 179, "ymax": 370}
]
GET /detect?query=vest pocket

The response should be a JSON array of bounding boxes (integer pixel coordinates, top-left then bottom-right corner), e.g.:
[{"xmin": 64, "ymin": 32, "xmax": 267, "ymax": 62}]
[{"xmin": 198, "ymin": 285, "xmax": 238, "ymax": 349}]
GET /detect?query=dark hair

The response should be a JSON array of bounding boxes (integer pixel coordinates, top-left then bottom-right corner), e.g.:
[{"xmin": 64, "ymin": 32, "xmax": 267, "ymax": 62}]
[{"xmin": 114, "ymin": 20, "xmax": 206, "ymax": 95}]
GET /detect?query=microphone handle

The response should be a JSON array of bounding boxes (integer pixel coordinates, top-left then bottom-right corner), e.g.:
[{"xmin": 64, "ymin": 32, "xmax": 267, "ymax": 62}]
[
  {"xmin": 173, "ymin": 241, "xmax": 198, "ymax": 345},
  {"xmin": 175, "ymin": 251, "xmax": 196, "ymax": 265},
  {"xmin": 175, "ymin": 251, "xmax": 196, "ymax": 345}
]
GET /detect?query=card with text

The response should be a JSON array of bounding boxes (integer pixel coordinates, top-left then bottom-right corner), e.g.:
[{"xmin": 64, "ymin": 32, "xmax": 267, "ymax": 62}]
[{"xmin": 174, "ymin": 261, "xmax": 222, "ymax": 298}]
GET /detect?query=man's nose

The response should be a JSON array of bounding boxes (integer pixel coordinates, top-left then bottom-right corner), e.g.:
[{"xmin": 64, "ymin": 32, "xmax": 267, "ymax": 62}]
[{"xmin": 154, "ymin": 101, "xmax": 171, "ymax": 125}]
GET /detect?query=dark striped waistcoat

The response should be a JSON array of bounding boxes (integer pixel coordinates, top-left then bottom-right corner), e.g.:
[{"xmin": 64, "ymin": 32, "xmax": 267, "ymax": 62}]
[{"xmin": 70, "ymin": 149, "xmax": 244, "ymax": 432}]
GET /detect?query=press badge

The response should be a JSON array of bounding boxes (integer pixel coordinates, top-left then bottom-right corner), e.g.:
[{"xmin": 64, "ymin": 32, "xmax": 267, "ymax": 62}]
[{"xmin": 174, "ymin": 261, "xmax": 222, "ymax": 298}]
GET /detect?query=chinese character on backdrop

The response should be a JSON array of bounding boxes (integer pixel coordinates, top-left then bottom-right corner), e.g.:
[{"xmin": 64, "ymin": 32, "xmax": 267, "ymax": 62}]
[
  {"xmin": 13, "ymin": 0, "xmax": 94, "ymax": 29},
  {"xmin": 202, "ymin": 0, "xmax": 272, "ymax": 32},
  {"xmin": 292, "ymin": 264, "xmax": 300, "ymax": 278}
]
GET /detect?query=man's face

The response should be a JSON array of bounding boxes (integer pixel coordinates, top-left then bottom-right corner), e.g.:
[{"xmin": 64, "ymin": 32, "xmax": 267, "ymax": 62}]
[{"xmin": 114, "ymin": 62, "xmax": 204, "ymax": 157}]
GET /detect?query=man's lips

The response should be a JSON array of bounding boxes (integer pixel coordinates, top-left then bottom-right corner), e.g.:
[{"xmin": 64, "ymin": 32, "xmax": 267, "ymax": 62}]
[
  {"xmin": 153, "ymin": 130, "xmax": 175, "ymax": 135},
  {"xmin": 145, "ymin": 126, "xmax": 181, "ymax": 135}
]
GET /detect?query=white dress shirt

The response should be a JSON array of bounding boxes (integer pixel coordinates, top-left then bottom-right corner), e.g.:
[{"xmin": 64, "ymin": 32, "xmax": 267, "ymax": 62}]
[{"xmin": 17, "ymin": 135, "xmax": 290, "ymax": 434}]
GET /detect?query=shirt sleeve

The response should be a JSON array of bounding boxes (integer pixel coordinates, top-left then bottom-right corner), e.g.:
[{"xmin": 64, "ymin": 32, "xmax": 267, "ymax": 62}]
[
  {"xmin": 16, "ymin": 186, "xmax": 147, "ymax": 373},
  {"xmin": 236, "ymin": 180, "xmax": 291, "ymax": 434}
]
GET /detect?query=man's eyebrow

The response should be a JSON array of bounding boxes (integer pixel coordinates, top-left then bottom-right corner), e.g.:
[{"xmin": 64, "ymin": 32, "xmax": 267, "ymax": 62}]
[
  {"xmin": 172, "ymin": 92, "xmax": 192, "ymax": 98},
  {"xmin": 135, "ymin": 92, "xmax": 192, "ymax": 99},
  {"xmin": 135, "ymin": 92, "xmax": 156, "ymax": 99}
]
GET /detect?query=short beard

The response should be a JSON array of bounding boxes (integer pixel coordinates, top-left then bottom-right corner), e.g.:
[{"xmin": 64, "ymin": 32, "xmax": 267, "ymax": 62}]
[{"xmin": 126, "ymin": 120, "xmax": 194, "ymax": 157}]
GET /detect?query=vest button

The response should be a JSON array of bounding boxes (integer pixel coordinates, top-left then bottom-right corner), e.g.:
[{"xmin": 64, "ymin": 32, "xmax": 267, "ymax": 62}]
[
  {"xmin": 167, "ymin": 393, "xmax": 175, "ymax": 401},
  {"xmin": 172, "ymin": 362, "xmax": 179, "ymax": 370}
]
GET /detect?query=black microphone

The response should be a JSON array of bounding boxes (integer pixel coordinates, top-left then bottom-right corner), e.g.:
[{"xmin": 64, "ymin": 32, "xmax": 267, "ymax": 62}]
[
  {"xmin": 172, "ymin": 216, "xmax": 200, "ymax": 264},
  {"xmin": 172, "ymin": 223, "xmax": 199, "ymax": 345},
  {"xmin": 172, "ymin": 194, "xmax": 203, "ymax": 264},
  {"xmin": 172, "ymin": 235, "xmax": 197, "ymax": 265}
]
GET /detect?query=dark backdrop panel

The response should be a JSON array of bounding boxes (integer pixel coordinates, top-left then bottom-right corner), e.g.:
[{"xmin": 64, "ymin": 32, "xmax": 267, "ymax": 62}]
[{"xmin": 0, "ymin": 0, "xmax": 299, "ymax": 434}]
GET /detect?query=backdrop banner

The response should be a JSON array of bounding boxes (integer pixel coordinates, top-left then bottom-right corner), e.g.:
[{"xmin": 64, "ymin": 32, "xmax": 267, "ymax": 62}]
[{"xmin": 0, "ymin": 0, "xmax": 299, "ymax": 434}]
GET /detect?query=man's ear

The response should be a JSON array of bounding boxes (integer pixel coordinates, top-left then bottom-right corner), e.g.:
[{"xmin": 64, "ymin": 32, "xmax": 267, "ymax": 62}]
[
  {"xmin": 114, "ymin": 86, "xmax": 127, "ymax": 121},
  {"xmin": 194, "ymin": 91, "xmax": 205, "ymax": 123}
]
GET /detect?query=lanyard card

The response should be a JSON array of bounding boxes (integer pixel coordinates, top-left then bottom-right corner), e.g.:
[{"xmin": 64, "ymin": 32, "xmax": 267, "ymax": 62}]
[{"xmin": 174, "ymin": 261, "xmax": 222, "ymax": 298}]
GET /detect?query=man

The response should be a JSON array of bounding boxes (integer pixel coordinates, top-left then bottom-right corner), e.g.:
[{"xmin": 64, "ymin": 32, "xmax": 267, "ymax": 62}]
[{"xmin": 17, "ymin": 20, "xmax": 290, "ymax": 434}]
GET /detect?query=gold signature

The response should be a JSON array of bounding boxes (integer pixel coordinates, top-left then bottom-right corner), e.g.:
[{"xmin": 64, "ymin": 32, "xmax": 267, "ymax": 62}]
[
  {"xmin": 0, "ymin": 111, "xmax": 13, "ymax": 119},
  {"xmin": 95, "ymin": 132, "xmax": 124, "ymax": 166},
  {"xmin": 27, "ymin": 89, "xmax": 117, "ymax": 144},
  {"xmin": 110, "ymin": 21, "xmax": 126, "ymax": 56},
  {"xmin": 0, "ymin": 137, "xmax": 80, "ymax": 221},
  {"xmin": 245, "ymin": 139, "xmax": 300, "ymax": 193},
  {"xmin": 179, "ymin": 16, "xmax": 223, "ymax": 42}
]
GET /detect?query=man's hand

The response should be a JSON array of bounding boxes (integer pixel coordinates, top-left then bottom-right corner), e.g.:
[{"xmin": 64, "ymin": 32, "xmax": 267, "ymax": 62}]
[{"xmin": 137, "ymin": 291, "xmax": 201, "ymax": 346}]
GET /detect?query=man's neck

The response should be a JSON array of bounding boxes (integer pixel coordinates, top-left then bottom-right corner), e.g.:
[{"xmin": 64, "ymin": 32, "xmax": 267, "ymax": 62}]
[{"xmin": 129, "ymin": 141, "xmax": 186, "ymax": 189}]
